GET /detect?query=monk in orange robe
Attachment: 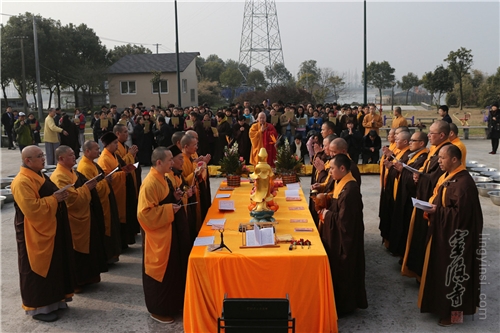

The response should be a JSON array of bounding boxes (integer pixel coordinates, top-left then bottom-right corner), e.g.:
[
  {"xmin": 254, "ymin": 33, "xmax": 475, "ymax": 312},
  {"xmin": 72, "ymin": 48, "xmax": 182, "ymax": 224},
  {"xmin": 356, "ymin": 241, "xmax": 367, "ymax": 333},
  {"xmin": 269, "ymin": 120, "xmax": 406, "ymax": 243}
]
[
  {"xmin": 98, "ymin": 132, "xmax": 131, "ymax": 250},
  {"xmin": 137, "ymin": 147, "xmax": 181, "ymax": 324},
  {"xmin": 11, "ymin": 145, "xmax": 73, "ymax": 322},
  {"xmin": 249, "ymin": 112, "xmax": 278, "ymax": 167},
  {"xmin": 114, "ymin": 124, "xmax": 141, "ymax": 244},
  {"xmin": 77, "ymin": 140, "xmax": 121, "ymax": 263},
  {"xmin": 180, "ymin": 134, "xmax": 203, "ymax": 231}
]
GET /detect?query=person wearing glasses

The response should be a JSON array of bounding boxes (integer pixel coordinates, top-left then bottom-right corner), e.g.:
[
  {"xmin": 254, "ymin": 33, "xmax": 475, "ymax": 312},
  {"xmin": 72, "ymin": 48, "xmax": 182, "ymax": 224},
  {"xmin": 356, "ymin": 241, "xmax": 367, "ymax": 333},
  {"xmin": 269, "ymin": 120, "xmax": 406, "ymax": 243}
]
[
  {"xmin": 388, "ymin": 131, "xmax": 429, "ymax": 258},
  {"xmin": 11, "ymin": 146, "xmax": 72, "ymax": 322},
  {"xmin": 378, "ymin": 130, "xmax": 411, "ymax": 251},
  {"xmin": 401, "ymin": 120, "xmax": 451, "ymax": 282}
]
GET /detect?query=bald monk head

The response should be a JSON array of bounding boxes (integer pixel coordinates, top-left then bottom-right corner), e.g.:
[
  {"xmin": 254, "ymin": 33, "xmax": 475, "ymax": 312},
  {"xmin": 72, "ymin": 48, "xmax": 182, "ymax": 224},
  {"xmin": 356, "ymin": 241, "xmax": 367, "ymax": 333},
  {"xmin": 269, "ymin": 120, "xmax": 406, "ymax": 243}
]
[
  {"xmin": 186, "ymin": 130, "xmax": 198, "ymax": 140},
  {"xmin": 21, "ymin": 145, "xmax": 45, "ymax": 172},
  {"xmin": 151, "ymin": 146, "xmax": 173, "ymax": 173},
  {"xmin": 449, "ymin": 123, "xmax": 459, "ymax": 141},
  {"xmin": 257, "ymin": 112, "xmax": 267, "ymax": 125},
  {"xmin": 388, "ymin": 128, "xmax": 396, "ymax": 143},
  {"xmin": 395, "ymin": 126, "xmax": 409, "ymax": 135},
  {"xmin": 55, "ymin": 145, "xmax": 76, "ymax": 169},
  {"xmin": 438, "ymin": 144, "xmax": 462, "ymax": 173},
  {"xmin": 172, "ymin": 131, "xmax": 185, "ymax": 149},
  {"xmin": 409, "ymin": 131, "xmax": 428, "ymax": 152},
  {"xmin": 329, "ymin": 138, "xmax": 348, "ymax": 157},
  {"xmin": 329, "ymin": 153, "xmax": 351, "ymax": 181},
  {"xmin": 181, "ymin": 134, "xmax": 197, "ymax": 155},
  {"xmin": 395, "ymin": 130, "xmax": 411, "ymax": 150},
  {"xmin": 428, "ymin": 120, "xmax": 450, "ymax": 146},
  {"xmin": 83, "ymin": 140, "xmax": 101, "ymax": 160}
]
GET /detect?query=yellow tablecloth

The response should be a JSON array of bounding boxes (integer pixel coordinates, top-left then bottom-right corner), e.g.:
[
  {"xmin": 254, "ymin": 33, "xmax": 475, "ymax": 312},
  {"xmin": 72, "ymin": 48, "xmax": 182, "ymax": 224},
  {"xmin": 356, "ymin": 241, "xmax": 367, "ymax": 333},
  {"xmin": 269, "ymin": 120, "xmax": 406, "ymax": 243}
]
[{"xmin": 183, "ymin": 182, "xmax": 338, "ymax": 333}]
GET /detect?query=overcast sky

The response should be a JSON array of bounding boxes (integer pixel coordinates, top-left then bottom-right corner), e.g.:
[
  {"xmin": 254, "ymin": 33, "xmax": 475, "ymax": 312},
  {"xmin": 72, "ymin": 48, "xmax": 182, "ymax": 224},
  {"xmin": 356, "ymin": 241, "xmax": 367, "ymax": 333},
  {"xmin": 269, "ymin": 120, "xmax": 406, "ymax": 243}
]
[{"xmin": 2, "ymin": 0, "xmax": 499, "ymax": 82}]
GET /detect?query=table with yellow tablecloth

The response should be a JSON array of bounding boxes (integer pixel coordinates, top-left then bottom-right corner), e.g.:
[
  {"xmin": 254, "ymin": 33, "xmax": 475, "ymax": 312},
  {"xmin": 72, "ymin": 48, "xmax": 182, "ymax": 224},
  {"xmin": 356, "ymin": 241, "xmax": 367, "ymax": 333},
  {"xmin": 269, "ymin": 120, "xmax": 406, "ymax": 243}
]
[{"xmin": 183, "ymin": 181, "xmax": 338, "ymax": 333}]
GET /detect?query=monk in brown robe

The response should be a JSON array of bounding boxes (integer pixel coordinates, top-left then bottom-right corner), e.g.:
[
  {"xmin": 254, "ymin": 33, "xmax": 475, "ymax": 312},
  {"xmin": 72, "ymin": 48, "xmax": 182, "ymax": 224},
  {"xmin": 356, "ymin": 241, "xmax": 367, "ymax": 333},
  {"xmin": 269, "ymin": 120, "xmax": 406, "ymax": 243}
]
[
  {"xmin": 378, "ymin": 130, "xmax": 411, "ymax": 249},
  {"xmin": 137, "ymin": 147, "xmax": 181, "ymax": 324},
  {"xmin": 402, "ymin": 120, "xmax": 451, "ymax": 279},
  {"xmin": 388, "ymin": 131, "xmax": 429, "ymax": 257},
  {"xmin": 11, "ymin": 145, "xmax": 73, "ymax": 322},
  {"xmin": 317, "ymin": 154, "xmax": 368, "ymax": 315},
  {"xmin": 378, "ymin": 129, "xmax": 397, "ymax": 224},
  {"xmin": 309, "ymin": 121, "xmax": 336, "ymax": 186},
  {"xmin": 77, "ymin": 140, "xmax": 122, "ymax": 264},
  {"xmin": 51, "ymin": 145, "xmax": 106, "ymax": 291},
  {"xmin": 418, "ymin": 145, "xmax": 482, "ymax": 326},
  {"xmin": 328, "ymin": 138, "xmax": 362, "ymax": 187},
  {"xmin": 309, "ymin": 135, "xmax": 335, "ymax": 227}
]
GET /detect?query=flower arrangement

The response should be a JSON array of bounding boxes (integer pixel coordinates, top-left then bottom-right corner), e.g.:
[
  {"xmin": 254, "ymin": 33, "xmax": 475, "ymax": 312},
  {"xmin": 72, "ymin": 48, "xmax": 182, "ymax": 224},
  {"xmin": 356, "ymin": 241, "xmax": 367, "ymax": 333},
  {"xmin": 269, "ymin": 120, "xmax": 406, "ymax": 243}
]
[
  {"xmin": 218, "ymin": 142, "xmax": 248, "ymax": 176},
  {"xmin": 274, "ymin": 138, "xmax": 303, "ymax": 176}
]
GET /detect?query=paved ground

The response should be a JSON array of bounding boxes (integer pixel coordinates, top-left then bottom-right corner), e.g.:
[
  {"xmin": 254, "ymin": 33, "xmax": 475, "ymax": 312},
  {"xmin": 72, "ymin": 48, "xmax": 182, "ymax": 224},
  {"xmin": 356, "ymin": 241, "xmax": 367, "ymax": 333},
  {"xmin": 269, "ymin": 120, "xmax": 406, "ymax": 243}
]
[{"xmin": 1, "ymin": 138, "xmax": 499, "ymax": 333}]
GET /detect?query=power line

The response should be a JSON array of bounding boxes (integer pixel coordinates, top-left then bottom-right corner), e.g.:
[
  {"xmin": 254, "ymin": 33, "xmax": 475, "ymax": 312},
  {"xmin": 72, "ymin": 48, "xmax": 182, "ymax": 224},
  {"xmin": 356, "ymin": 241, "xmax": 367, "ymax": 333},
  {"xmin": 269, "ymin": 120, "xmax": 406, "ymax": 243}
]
[
  {"xmin": 99, "ymin": 36, "xmax": 157, "ymax": 47},
  {"xmin": 159, "ymin": 45, "xmax": 175, "ymax": 53}
]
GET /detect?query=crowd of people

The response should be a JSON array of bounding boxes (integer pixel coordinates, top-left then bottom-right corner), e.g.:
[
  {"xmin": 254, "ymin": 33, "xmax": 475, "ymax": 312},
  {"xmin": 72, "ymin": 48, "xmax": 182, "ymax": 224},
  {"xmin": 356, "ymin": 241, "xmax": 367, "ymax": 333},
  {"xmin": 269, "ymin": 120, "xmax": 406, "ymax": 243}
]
[
  {"xmin": 4, "ymin": 100, "xmax": 487, "ymax": 327},
  {"xmin": 3, "ymin": 102, "xmax": 396, "ymax": 166}
]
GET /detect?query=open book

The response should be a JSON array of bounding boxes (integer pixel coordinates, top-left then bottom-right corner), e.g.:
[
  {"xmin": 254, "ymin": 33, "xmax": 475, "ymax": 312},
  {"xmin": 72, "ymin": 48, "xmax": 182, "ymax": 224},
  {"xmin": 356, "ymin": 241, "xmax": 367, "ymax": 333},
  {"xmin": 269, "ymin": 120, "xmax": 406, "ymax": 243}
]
[{"xmin": 245, "ymin": 223, "xmax": 275, "ymax": 247}]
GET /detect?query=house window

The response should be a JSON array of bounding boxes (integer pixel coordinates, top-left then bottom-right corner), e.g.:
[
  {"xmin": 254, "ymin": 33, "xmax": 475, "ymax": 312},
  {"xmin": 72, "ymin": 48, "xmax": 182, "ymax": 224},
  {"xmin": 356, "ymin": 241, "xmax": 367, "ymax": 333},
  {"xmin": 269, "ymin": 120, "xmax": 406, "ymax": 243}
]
[
  {"xmin": 152, "ymin": 80, "xmax": 169, "ymax": 94},
  {"xmin": 120, "ymin": 81, "xmax": 136, "ymax": 94},
  {"xmin": 190, "ymin": 89, "xmax": 195, "ymax": 102},
  {"xmin": 182, "ymin": 79, "xmax": 187, "ymax": 93}
]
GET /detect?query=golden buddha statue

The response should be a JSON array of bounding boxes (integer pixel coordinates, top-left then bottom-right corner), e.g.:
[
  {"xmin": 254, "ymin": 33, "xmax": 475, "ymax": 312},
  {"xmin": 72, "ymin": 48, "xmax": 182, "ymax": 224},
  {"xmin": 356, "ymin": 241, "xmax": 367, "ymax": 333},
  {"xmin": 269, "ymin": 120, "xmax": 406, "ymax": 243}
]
[{"xmin": 248, "ymin": 148, "xmax": 278, "ymax": 221}]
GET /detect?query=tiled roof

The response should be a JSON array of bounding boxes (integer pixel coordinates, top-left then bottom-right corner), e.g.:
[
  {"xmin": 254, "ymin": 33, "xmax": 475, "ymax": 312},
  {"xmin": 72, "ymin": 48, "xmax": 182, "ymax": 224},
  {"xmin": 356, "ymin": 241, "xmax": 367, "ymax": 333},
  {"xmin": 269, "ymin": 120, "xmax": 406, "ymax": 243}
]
[{"xmin": 107, "ymin": 52, "xmax": 200, "ymax": 74}]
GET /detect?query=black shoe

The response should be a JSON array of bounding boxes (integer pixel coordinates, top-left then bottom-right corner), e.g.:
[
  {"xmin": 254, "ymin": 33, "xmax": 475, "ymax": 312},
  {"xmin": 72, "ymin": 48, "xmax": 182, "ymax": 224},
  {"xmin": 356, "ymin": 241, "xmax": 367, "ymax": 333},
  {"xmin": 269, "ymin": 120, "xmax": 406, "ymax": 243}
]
[
  {"xmin": 489, "ymin": 151, "xmax": 496, "ymax": 155},
  {"xmin": 33, "ymin": 312, "xmax": 58, "ymax": 322}
]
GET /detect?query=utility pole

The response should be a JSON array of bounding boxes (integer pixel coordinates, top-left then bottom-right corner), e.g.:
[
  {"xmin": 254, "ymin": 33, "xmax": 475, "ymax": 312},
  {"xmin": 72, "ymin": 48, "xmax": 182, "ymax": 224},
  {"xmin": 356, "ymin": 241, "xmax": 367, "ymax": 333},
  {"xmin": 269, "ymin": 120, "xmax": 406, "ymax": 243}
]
[
  {"xmin": 154, "ymin": 43, "xmax": 161, "ymax": 54},
  {"xmin": 174, "ymin": 0, "xmax": 182, "ymax": 108},
  {"xmin": 363, "ymin": 0, "xmax": 367, "ymax": 105},
  {"xmin": 33, "ymin": 16, "xmax": 43, "ymax": 120},
  {"xmin": 11, "ymin": 36, "xmax": 28, "ymax": 113}
]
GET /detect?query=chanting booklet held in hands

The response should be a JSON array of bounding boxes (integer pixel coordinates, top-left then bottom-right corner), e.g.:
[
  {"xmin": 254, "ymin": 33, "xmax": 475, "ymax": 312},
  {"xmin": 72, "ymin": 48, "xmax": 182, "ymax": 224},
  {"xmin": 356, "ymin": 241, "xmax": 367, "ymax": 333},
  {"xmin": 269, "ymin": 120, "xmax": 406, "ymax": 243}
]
[{"xmin": 412, "ymin": 197, "xmax": 433, "ymax": 211}]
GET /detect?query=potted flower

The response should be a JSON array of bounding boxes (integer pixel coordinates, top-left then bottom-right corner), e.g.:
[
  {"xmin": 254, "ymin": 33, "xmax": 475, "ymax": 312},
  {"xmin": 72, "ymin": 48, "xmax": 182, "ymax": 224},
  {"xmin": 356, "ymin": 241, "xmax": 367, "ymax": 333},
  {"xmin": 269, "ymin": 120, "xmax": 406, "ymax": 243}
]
[
  {"xmin": 218, "ymin": 142, "xmax": 248, "ymax": 186},
  {"xmin": 274, "ymin": 138, "xmax": 303, "ymax": 184}
]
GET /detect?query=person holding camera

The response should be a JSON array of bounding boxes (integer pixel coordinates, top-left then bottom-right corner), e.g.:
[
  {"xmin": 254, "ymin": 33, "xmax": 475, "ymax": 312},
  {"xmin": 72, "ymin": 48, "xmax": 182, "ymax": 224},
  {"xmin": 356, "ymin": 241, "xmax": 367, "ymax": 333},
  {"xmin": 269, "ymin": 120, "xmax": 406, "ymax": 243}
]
[{"xmin": 13, "ymin": 112, "xmax": 34, "ymax": 152}]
